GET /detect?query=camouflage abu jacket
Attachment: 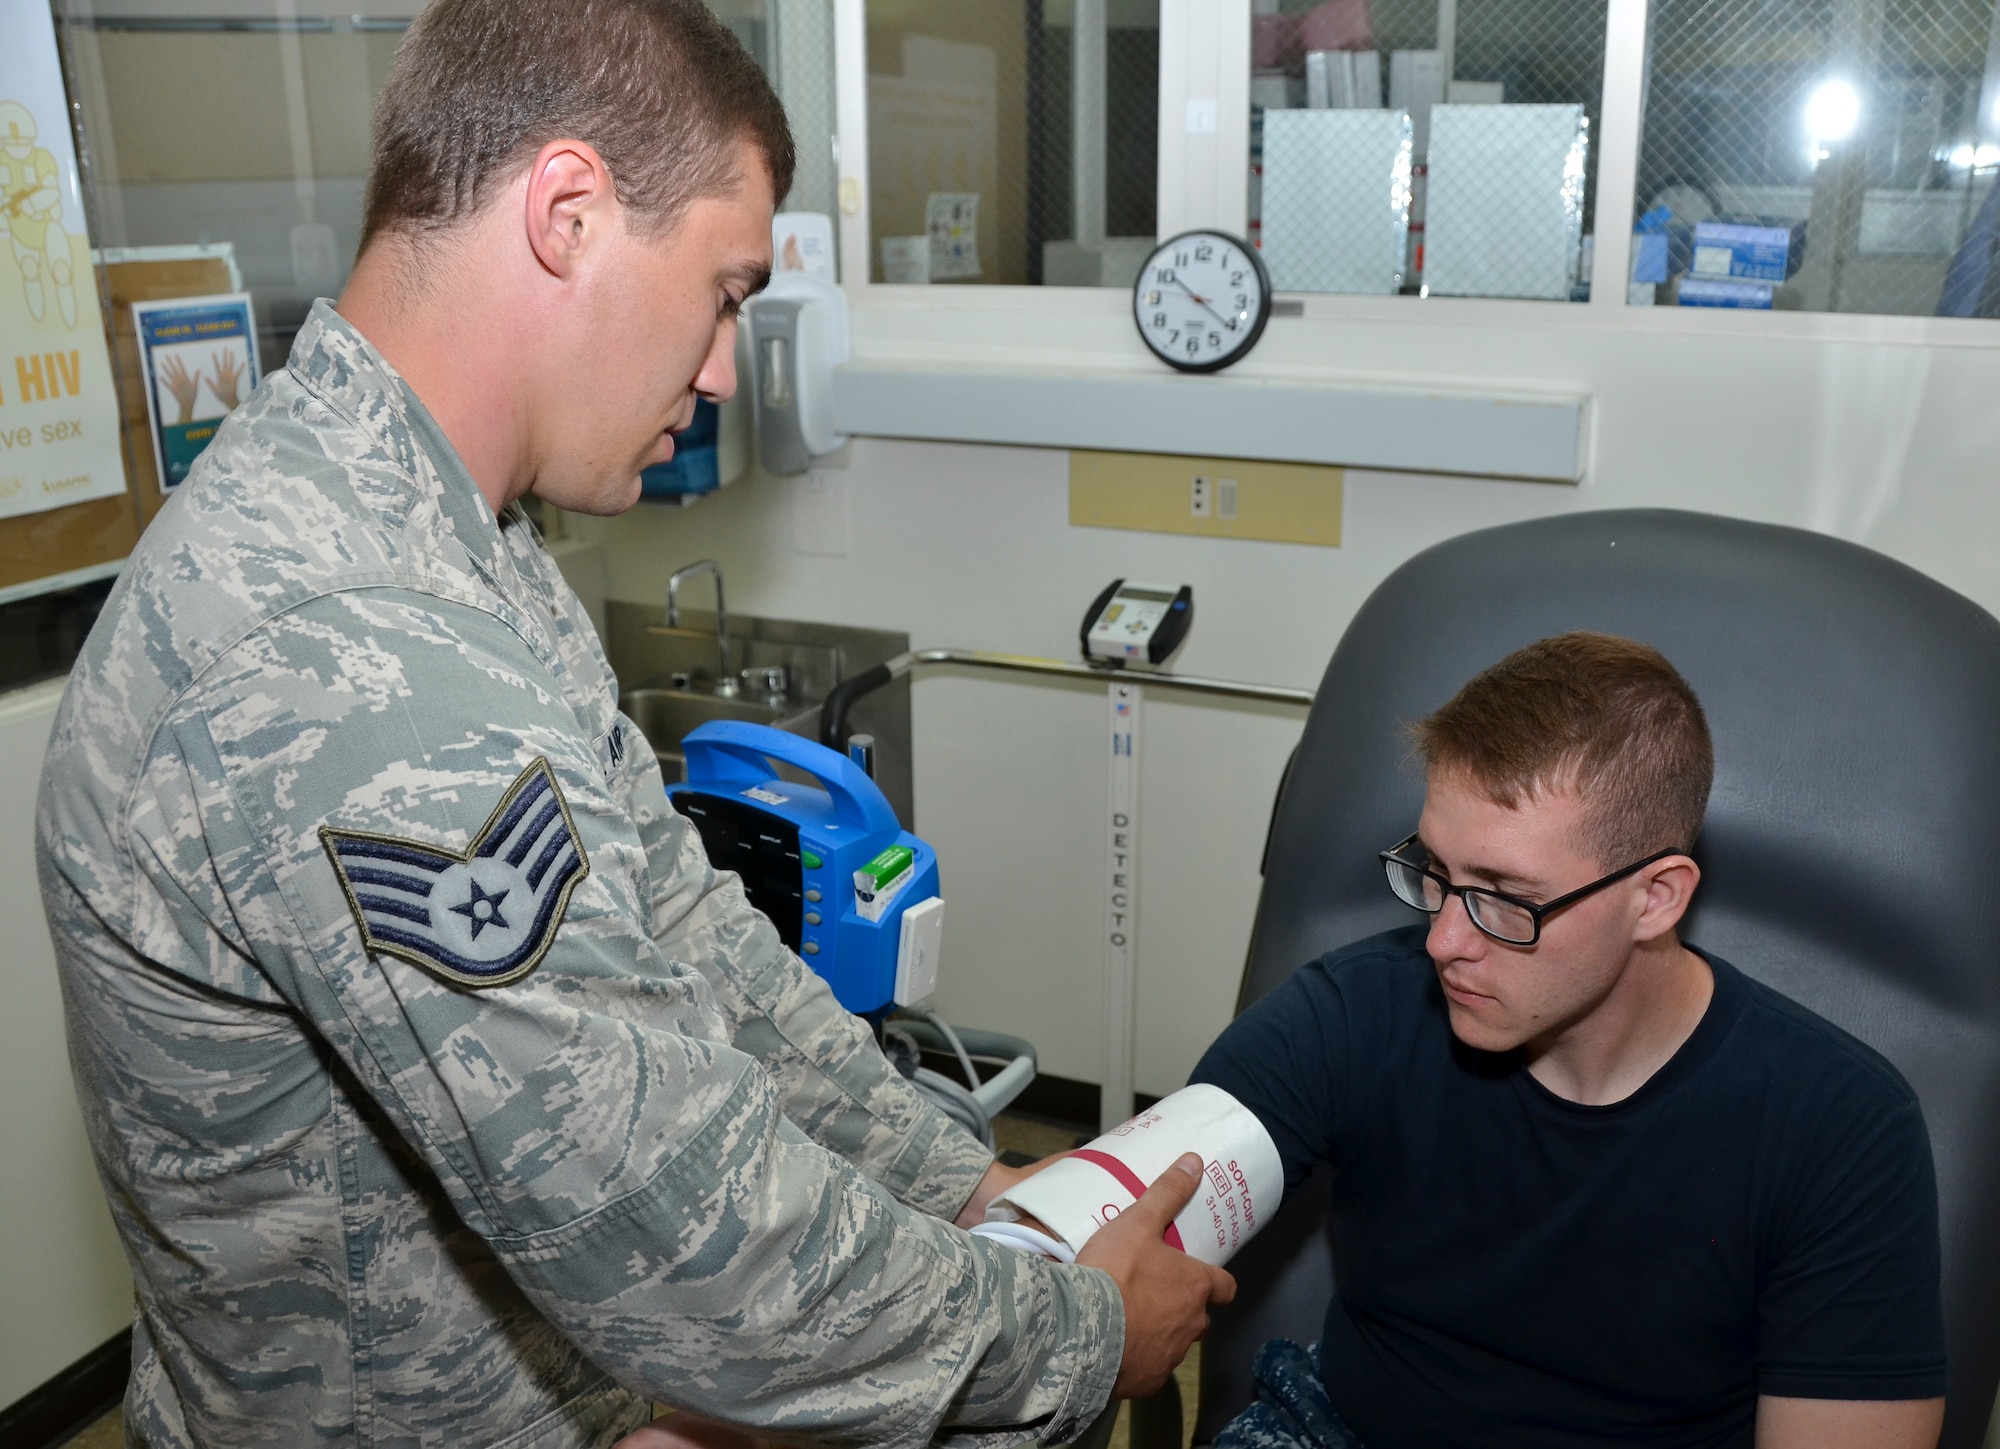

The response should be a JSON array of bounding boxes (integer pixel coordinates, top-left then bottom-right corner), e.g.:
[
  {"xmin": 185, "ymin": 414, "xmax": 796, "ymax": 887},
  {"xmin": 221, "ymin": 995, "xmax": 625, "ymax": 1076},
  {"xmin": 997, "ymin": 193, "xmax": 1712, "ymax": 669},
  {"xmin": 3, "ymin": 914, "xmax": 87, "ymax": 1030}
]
[{"xmin": 36, "ymin": 301, "xmax": 1121, "ymax": 1449}]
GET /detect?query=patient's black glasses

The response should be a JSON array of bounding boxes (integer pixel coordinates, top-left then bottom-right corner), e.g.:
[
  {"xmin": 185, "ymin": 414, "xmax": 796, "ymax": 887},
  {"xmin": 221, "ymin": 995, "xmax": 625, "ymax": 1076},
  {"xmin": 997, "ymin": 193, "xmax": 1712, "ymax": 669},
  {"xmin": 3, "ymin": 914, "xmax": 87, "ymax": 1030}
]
[{"xmin": 1379, "ymin": 833, "xmax": 1680, "ymax": 946}]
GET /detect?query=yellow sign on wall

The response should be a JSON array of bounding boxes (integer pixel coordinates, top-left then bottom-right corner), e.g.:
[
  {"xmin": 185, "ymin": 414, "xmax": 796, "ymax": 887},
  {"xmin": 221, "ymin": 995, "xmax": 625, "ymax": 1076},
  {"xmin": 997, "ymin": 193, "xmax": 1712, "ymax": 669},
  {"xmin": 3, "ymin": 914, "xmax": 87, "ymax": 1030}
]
[
  {"xmin": 0, "ymin": 0, "xmax": 127, "ymax": 522},
  {"xmin": 1070, "ymin": 450, "xmax": 1344, "ymax": 548}
]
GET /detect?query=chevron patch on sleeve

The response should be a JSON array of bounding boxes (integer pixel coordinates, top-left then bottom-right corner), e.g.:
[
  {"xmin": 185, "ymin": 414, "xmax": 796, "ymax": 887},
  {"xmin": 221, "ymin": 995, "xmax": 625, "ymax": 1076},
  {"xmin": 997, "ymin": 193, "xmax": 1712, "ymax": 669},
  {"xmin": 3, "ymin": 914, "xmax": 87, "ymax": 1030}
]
[{"xmin": 320, "ymin": 758, "xmax": 591, "ymax": 988}]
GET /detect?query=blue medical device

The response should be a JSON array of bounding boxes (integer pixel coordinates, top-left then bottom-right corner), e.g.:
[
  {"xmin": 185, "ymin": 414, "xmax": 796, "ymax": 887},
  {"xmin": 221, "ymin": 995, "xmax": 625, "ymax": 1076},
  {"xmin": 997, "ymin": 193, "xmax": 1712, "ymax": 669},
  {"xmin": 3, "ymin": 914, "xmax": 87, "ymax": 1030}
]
[{"xmin": 667, "ymin": 721, "xmax": 943, "ymax": 1016}]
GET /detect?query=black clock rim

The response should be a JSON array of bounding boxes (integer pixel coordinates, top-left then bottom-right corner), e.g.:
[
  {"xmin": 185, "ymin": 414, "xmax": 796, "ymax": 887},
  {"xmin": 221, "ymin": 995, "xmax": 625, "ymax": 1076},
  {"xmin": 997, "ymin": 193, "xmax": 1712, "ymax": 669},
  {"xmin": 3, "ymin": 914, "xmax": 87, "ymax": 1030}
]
[{"xmin": 1133, "ymin": 228, "xmax": 1274, "ymax": 375}]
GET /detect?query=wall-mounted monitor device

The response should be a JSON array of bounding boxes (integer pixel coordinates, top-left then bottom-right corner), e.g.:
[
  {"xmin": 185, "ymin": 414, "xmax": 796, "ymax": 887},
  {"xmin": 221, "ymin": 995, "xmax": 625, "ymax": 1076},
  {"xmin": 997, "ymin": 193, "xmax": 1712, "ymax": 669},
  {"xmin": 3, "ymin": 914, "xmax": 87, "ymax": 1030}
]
[{"xmin": 1081, "ymin": 579, "xmax": 1195, "ymax": 670}]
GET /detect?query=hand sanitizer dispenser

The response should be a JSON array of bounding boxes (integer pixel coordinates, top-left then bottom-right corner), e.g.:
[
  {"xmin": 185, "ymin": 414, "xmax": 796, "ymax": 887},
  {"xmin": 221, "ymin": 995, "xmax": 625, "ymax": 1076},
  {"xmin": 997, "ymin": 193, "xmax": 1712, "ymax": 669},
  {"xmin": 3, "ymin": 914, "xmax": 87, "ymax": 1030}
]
[{"xmin": 746, "ymin": 214, "xmax": 848, "ymax": 476}]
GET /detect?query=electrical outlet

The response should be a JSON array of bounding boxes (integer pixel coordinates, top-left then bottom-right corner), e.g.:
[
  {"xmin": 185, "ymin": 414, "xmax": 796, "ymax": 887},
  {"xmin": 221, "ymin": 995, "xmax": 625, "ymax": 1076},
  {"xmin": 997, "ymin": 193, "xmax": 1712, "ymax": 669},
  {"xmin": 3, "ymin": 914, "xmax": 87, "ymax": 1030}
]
[
  {"xmin": 1217, "ymin": 477, "xmax": 1239, "ymax": 520},
  {"xmin": 1190, "ymin": 475, "xmax": 1212, "ymax": 518}
]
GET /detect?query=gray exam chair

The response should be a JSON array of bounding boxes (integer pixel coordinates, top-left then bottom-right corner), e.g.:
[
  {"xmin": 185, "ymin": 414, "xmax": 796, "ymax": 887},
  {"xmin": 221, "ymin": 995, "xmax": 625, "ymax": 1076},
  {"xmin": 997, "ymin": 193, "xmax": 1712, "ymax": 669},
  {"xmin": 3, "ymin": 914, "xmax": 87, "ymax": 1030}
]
[{"xmin": 1193, "ymin": 508, "xmax": 2000, "ymax": 1449}]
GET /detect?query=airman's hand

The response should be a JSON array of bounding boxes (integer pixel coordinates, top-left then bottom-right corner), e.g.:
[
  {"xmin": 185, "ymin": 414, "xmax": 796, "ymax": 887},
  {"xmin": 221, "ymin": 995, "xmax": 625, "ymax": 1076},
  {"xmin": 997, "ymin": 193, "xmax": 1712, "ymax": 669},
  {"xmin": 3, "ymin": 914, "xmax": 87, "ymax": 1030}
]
[{"xmin": 1076, "ymin": 1153, "xmax": 1237, "ymax": 1399}]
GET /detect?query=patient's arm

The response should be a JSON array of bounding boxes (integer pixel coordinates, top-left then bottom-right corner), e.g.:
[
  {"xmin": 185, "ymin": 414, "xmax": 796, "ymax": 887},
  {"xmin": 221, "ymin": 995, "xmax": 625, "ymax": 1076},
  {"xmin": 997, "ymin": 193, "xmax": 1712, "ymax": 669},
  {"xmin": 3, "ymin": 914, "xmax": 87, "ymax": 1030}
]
[
  {"xmin": 954, "ymin": 1150, "xmax": 1072, "ymax": 1228},
  {"xmin": 1755, "ymin": 1394, "xmax": 1942, "ymax": 1449}
]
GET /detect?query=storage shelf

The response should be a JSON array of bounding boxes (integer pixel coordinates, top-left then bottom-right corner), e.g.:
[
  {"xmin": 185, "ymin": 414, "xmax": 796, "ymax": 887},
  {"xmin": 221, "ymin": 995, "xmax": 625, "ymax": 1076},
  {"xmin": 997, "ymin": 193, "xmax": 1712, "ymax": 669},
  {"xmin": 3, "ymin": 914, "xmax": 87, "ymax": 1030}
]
[{"xmin": 831, "ymin": 362, "xmax": 1589, "ymax": 482}]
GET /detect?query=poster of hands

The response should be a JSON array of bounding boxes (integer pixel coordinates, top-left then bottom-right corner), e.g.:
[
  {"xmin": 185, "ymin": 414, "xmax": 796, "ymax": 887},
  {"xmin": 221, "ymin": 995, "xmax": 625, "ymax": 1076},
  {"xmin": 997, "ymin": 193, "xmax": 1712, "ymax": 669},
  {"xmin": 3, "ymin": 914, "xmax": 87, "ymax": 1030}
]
[
  {"xmin": 0, "ymin": 0, "xmax": 128, "ymax": 521},
  {"xmin": 132, "ymin": 294, "xmax": 259, "ymax": 491}
]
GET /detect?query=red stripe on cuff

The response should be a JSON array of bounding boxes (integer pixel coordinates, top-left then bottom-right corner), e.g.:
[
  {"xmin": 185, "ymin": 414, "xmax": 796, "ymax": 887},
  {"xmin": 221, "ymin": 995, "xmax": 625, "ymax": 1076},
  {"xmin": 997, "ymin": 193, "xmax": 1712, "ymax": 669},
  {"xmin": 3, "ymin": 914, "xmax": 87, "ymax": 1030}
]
[{"xmin": 1072, "ymin": 1149, "xmax": 1187, "ymax": 1252}]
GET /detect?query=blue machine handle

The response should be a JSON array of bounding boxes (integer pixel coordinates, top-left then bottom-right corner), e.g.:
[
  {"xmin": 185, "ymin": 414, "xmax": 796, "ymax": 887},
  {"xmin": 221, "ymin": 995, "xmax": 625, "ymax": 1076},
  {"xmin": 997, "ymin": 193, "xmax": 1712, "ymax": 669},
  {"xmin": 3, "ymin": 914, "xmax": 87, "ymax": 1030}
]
[{"xmin": 679, "ymin": 720, "xmax": 901, "ymax": 835}]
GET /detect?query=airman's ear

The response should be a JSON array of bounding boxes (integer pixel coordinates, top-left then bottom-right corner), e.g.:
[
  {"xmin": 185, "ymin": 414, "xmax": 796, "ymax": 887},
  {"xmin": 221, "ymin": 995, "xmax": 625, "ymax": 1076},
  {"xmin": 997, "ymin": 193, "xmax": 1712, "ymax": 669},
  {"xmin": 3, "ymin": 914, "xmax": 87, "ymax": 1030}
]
[{"xmin": 524, "ymin": 139, "xmax": 615, "ymax": 279}]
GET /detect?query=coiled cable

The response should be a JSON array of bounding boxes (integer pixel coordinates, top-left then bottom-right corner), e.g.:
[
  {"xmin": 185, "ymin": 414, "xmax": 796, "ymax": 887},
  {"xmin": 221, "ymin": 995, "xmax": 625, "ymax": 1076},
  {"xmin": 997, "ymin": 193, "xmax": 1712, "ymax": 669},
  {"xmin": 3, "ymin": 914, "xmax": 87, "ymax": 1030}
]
[{"xmin": 923, "ymin": 1009, "xmax": 983, "ymax": 1093}]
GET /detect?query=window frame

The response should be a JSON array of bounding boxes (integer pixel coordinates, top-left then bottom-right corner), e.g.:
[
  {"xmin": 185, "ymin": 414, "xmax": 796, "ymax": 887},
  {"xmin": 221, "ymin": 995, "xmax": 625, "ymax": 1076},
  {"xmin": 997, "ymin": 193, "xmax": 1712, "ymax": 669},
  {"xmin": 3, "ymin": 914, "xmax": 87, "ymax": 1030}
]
[{"xmin": 829, "ymin": 0, "xmax": 2000, "ymax": 356}]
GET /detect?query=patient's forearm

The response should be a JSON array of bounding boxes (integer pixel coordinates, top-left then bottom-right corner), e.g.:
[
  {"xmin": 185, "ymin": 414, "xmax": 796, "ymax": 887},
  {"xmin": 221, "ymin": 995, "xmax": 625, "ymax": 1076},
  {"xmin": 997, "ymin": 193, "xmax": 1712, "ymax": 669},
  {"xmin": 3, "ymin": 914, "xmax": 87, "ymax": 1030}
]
[
  {"xmin": 955, "ymin": 1151, "xmax": 1073, "ymax": 1228},
  {"xmin": 1755, "ymin": 1394, "xmax": 1942, "ymax": 1449}
]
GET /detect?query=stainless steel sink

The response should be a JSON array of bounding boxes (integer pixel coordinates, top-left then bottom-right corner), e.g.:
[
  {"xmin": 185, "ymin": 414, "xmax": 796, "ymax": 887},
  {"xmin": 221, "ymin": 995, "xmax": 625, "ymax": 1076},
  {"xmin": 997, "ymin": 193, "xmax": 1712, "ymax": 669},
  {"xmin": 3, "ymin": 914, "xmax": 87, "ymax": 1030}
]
[
  {"xmin": 603, "ymin": 602, "xmax": 915, "ymax": 821},
  {"xmin": 621, "ymin": 687, "xmax": 802, "ymax": 781}
]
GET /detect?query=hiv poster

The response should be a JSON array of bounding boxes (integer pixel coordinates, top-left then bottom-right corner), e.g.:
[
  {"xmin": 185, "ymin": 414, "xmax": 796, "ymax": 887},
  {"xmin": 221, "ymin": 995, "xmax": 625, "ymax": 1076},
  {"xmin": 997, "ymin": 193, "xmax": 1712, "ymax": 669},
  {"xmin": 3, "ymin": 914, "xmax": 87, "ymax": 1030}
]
[{"xmin": 0, "ymin": 0, "xmax": 128, "ymax": 520}]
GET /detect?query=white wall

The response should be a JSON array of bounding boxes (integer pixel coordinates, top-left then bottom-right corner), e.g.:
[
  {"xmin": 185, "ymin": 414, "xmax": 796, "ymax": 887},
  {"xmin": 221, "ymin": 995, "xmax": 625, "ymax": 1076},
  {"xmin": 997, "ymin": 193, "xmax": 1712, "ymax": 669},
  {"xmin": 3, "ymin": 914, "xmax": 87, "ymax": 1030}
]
[
  {"xmin": 572, "ymin": 294, "xmax": 2000, "ymax": 1098},
  {"xmin": 0, "ymin": 681, "xmax": 132, "ymax": 1408}
]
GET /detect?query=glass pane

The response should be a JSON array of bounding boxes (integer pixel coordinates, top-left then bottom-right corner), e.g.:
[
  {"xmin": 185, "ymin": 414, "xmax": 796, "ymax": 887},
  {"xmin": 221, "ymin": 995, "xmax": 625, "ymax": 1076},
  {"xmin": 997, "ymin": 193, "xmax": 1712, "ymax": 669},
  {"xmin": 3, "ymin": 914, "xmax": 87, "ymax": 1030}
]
[
  {"xmin": 0, "ymin": 579, "xmax": 115, "ymax": 693},
  {"xmin": 62, "ymin": 6, "xmax": 409, "ymax": 368},
  {"xmin": 64, "ymin": 2, "xmax": 840, "ymax": 359},
  {"xmin": 1248, "ymin": 0, "xmax": 1606, "ymax": 301},
  {"xmin": 712, "ymin": 1, "xmax": 841, "ymax": 244},
  {"xmin": 866, "ymin": 0, "xmax": 1160, "ymax": 286},
  {"xmin": 29, "ymin": 1, "xmax": 832, "ymax": 678},
  {"xmin": 1637, "ymin": 0, "xmax": 2000, "ymax": 316}
]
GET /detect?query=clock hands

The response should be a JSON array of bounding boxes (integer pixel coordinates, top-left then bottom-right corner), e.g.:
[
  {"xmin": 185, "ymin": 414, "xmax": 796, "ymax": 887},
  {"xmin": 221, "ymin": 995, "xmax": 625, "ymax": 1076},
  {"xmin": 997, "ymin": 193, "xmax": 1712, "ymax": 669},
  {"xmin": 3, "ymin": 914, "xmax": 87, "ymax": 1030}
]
[{"xmin": 1163, "ymin": 277, "xmax": 1236, "ymax": 331}]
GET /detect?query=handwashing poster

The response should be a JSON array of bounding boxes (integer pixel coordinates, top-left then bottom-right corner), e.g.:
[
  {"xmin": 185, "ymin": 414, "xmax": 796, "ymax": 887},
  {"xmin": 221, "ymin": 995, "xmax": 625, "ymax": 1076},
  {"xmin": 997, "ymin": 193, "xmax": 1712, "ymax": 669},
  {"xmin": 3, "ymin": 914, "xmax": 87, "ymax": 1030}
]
[
  {"xmin": 0, "ymin": 0, "xmax": 128, "ymax": 520},
  {"xmin": 133, "ymin": 294, "xmax": 259, "ymax": 490}
]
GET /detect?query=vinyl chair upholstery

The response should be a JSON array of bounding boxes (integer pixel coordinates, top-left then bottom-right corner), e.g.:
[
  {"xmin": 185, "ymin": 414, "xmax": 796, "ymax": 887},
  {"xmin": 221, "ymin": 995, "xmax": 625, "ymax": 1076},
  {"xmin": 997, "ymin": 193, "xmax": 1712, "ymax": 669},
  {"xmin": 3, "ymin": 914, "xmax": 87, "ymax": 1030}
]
[{"xmin": 1195, "ymin": 509, "xmax": 2000, "ymax": 1449}]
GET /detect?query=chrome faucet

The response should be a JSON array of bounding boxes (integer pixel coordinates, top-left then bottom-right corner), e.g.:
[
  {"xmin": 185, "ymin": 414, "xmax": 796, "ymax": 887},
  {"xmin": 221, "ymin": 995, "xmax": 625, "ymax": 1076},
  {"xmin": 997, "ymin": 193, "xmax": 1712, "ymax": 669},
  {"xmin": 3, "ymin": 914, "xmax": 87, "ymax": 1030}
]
[{"xmin": 666, "ymin": 559, "xmax": 737, "ymax": 697}]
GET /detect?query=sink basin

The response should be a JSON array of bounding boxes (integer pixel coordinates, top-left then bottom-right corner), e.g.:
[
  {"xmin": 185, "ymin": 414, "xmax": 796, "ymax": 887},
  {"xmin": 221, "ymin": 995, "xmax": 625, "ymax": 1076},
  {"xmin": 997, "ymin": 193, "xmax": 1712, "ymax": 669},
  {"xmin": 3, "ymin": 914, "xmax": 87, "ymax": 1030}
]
[
  {"xmin": 601, "ymin": 602, "xmax": 913, "ymax": 823},
  {"xmin": 621, "ymin": 687, "xmax": 798, "ymax": 781}
]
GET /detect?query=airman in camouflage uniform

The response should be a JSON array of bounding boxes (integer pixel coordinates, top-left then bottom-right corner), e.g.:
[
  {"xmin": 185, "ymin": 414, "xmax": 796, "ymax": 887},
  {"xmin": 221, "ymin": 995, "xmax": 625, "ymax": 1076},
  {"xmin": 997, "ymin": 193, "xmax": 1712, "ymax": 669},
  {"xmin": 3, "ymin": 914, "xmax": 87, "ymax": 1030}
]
[{"xmin": 34, "ymin": 301, "xmax": 1122, "ymax": 1447}]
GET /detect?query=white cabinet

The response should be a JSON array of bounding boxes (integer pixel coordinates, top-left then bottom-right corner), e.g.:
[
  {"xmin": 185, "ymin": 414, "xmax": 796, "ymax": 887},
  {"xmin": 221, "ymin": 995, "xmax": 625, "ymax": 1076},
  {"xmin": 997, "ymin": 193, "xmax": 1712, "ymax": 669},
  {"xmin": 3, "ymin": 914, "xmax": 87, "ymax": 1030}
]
[{"xmin": 0, "ymin": 681, "xmax": 131, "ymax": 1410}]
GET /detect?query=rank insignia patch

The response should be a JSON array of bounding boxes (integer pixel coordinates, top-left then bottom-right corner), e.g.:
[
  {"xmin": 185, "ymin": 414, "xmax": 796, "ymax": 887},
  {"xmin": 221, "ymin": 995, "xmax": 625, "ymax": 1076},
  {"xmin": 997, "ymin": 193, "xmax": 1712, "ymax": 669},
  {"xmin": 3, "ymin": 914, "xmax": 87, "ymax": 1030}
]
[{"xmin": 321, "ymin": 758, "xmax": 590, "ymax": 988}]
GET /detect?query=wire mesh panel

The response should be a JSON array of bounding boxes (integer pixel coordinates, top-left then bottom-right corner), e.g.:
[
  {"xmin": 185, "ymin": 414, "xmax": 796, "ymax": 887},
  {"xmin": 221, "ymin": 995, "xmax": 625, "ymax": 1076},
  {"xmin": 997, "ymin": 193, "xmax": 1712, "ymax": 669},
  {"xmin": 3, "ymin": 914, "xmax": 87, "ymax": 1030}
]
[
  {"xmin": 1425, "ymin": 103, "xmax": 1588, "ymax": 298},
  {"xmin": 1249, "ymin": 0, "xmax": 1604, "ymax": 298},
  {"xmin": 865, "ymin": 0, "xmax": 1159, "ymax": 287},
  {"xmin": 1262, "ymin": 109, "xmax": 1412, "ymax": 292},
  {"xmin": 711, "ymin": 1, "xmax": 842, "ymax": 243},
  {"xmin": 1637, "ymin": 0, "xmax": 2000, "ymax": 316},
  {"xmin": 59, "ymin": 7, "xmax": 409, "ymax": 365}
]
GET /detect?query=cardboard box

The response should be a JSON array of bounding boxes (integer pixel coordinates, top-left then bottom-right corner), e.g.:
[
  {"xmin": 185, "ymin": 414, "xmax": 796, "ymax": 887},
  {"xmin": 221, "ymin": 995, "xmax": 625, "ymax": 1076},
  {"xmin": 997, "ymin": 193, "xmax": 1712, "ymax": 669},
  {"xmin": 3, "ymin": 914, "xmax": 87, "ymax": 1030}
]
[{"xmin": 1631, "ymin": 231, "xmax": 1669, "ymax": 285}]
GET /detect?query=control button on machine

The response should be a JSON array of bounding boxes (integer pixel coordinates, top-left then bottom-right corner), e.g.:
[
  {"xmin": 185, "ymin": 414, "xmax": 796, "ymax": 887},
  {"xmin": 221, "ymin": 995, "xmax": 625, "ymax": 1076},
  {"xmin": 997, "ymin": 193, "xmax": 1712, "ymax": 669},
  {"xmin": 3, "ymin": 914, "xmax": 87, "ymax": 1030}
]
[
  {"xmin": 805, "ymin": 911, "xmax": 821, "ymax": 926},
  {"xmin": 805, "ymin": 888, "xmax": 822, "ymax": 902},
  {"xmin": 802, "ymin": 941, "xmax": 821, "ymax": 956},
  {"xmin": 801, "ymin": 850, "xmax": 823, "ymax": 869}
]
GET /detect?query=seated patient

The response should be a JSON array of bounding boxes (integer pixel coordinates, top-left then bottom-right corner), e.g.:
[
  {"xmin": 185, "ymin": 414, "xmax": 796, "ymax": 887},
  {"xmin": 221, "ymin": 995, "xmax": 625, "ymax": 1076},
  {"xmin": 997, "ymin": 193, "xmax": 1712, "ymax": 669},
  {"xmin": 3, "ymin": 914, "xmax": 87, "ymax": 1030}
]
[{"xmin": 1193, "ymin": 632, "xmax": 1946, "ymax": 1449}]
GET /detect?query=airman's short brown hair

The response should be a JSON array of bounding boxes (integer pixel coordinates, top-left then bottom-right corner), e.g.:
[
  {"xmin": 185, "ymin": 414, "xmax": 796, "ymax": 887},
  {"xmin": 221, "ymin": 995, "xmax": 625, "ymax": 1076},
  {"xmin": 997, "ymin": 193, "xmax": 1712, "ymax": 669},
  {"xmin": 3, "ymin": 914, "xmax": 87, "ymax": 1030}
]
[
  {"xmin": 1411, "ymin": 632, "xmax": 1713, "ymax": 868},
  {"xmin": 361, "ymin": 0, "xmax": 796, "ymax": 254}
]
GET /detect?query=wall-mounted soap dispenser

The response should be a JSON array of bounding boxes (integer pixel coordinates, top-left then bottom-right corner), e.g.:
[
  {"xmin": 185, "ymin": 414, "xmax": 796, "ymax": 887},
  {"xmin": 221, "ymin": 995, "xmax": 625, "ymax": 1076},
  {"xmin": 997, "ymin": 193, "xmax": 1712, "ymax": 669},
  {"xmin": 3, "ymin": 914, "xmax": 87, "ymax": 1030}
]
[{"xmin": 745, "ymin": 214, "xmax": 849, "ymax": 476}]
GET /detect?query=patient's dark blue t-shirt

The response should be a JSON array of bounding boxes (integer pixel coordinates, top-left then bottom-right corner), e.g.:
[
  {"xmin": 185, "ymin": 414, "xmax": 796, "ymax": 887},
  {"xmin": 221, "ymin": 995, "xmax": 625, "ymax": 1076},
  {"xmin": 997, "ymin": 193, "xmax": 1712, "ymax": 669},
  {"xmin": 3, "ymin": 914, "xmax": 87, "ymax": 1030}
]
[{"xmin": 1190, "ymin": 926, "xmax": 1946, "ymax": 1449}]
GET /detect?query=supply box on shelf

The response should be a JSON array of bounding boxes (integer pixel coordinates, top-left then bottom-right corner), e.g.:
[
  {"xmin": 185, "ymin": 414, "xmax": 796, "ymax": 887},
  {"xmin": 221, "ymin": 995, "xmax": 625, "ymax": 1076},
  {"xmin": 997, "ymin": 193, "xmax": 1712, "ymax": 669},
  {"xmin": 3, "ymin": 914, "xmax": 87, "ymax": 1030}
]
[
  {"xmin": 1689, "ymin": 219, "xmax": 1804, "ymax": 284},
  {"xmin": 1678, "ymin": 276, "xmax": 1777, "ymax": 310}
]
